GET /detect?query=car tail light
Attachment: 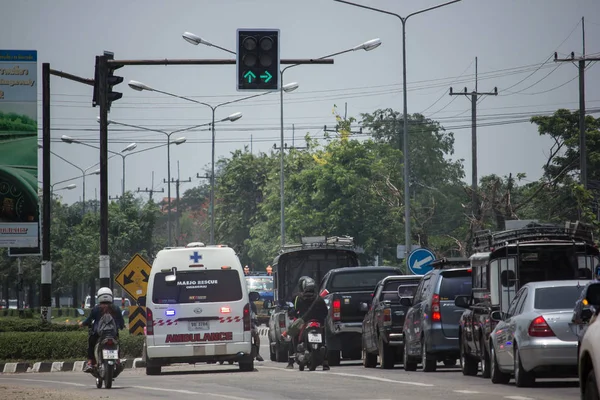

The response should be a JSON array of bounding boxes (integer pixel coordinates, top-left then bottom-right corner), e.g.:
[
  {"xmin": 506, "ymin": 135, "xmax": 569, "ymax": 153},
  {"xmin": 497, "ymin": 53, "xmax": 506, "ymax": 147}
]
[
  {"xmin": 146, "ymin": 308, "xmax": 154, "ymax": 336},
  {"xmin": 332, "ymin": 299, "xmax": 341, "ymax": 321},
  {"xmin": 528, "ymin": 316, "xmax": 555, "ymax": 337},
  {"xmin": 431, "ymin": 294, "xmax": 441, "ymax": 322},
  {"xmin": 106, "ymin": 338, "xmax": 114, "ymax": 345},
  {"xmin": 383, "ymin": 308, "xmax": 391, "ymax": 326},
  {"xmin": 279, "ymin": 314, "xmax": 286, "ymax": 328},
  {"xmin": 320, "ymin": 289, "xmax": 329, "ymax": 298},
  {"xmin": 243, "ymin": 303, "xmax": 251, "ymax": 331},
  {"xmin": 307, "ymin": 321, "xmax": 320, "ymax": 328}
]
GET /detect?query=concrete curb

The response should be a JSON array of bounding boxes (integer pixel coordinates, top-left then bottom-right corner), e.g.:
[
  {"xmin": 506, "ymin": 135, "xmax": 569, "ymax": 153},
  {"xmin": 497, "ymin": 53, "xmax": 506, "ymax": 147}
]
[{"xmin": 0, "ymin": 358, "xmax": 144, "ymax": 374}]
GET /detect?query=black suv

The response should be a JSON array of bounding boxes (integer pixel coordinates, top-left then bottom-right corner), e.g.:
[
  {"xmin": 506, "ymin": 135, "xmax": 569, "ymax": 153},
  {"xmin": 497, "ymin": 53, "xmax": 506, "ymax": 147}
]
[{"xmin": 401, "ymin": 258, "xmax": 471, "ymax": 372}]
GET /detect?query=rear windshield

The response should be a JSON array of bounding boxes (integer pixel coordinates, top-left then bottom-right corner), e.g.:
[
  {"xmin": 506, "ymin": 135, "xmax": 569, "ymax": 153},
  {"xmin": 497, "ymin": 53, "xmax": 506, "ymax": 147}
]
[
  {"xmin": 330, "ymin": 270, "xmax": 400, "ymax": 291},
  {"xmin": 439, "ymin": 271, "xmax": 472, "ymax": 301},
  {"xmin": 534, "ymin": 285, "xmax": 585, "ymax": 310},
  {"xmin": 246, "ymin": 277, "xmax": 274, "ymax": 291},
  {"xmin": 381, "ymin": 283, "xmax": 418, "ymax": 302},
  {"xmin": 152, "ymin": 270, "xmax": 243, "ymax": 304}
]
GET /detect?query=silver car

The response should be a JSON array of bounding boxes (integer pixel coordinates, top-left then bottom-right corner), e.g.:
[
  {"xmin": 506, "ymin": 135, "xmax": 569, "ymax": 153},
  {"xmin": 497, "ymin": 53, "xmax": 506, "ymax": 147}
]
[{"xmin": 489, "ymin": 279, "xmax": 590, "ymax": 387}]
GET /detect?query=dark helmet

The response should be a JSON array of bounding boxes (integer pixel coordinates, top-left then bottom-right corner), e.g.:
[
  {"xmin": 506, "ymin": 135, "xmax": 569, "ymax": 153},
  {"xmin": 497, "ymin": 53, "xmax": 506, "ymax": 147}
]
[
  {"xmin": 595, "ymin": 264, "xmax": 600, "ymax": 280},
  {"xmin": 298, "ymin": 276, "xmax": 316, "ymax": 298}
]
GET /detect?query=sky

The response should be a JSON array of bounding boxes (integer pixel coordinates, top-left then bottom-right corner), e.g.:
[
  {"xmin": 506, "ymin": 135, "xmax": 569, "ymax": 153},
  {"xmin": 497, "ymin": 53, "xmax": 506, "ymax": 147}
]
[{"xmin": 3, "ymin": 0, "xmax": 600, "ymax": 205}]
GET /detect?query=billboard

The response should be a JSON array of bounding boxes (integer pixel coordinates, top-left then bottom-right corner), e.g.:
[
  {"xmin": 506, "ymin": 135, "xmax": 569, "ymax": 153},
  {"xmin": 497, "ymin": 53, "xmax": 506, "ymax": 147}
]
[{"xmin": 0, "ymin": 50, "xmax": 39, "ymax": 249}]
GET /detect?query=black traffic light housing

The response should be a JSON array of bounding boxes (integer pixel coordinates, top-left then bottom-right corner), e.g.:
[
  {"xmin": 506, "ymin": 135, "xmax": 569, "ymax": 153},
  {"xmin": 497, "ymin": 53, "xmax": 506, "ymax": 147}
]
[
  {"xmin": 93, "ymin": 51, "xmax": 123, "ymax": 111},
  {"xmin": 236, "ymin": 29, "xmax": 280, "ymax": 91}
]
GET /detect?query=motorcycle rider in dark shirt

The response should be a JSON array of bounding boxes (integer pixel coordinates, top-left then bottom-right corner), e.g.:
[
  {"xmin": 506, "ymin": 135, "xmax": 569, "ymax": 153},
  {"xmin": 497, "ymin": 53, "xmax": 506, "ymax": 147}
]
[{"xmin": 285, "ymin": 276, "xmax": 329, "ymax": 370}]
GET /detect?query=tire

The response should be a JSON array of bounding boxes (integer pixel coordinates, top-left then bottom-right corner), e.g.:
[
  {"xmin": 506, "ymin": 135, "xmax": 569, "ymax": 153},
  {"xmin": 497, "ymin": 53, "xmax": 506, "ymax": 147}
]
[
  {"xmin": 269, "ymin": 341, "xmax": 277, "ymax": 361},
  {"xmin": 490, "ymin": 344, "xmax": 510, "ymax": 384},
  {"xmin": 275, "ymin": 341, "xmax": 288, "ymax": 363},
  {"xmin": 459, "ymin": 336, "xmax": 478, "ymax": 376},
  {"xmin": 379, "ymin": 334, "xmax": 395, "ymax": 369},
  {"xmin": 104, "ymin": 362, "xmax": 113, "ymax": 389},
  {"xmin": 403, "ymin": 338, "xmax": 417, "ymax": 371},
  {"xmin": 421, "ymin": 340, "xmax": 436, "ymax": 372},
  {"xmin": 239, "ymin": 360, "xmax": 254, "ymax": 372},
  {"xmin": 96, "ymin": 377, "xmax": 102, "ymax": 389},
  {"xmin": 584, "ymin": 369, "xmax": 599, "ymax": 400},
  {"xmin": 309, "ymin": 354, "xmax": 319, "ymax": 371},
  {"xmin": 327, "ymin": 350, "xmax": 341, "ymax": 367},
  {"xmin": 514, "ymin": 345, "xmax": 535, "ymax": 387},
  {"xmin": 363, "ymin": 348, "xmax": 377, "ymax": 368},
  {"xmin": 480, "ymin": 338, "xmax": 491, "ymax": 379},
  {"xmin": 145, "ymin": 365, "xmax": 161, "ymax": 375},
  {"xmin": 299, "ymin": 363, "xmax": 305, "ymax": 371}
]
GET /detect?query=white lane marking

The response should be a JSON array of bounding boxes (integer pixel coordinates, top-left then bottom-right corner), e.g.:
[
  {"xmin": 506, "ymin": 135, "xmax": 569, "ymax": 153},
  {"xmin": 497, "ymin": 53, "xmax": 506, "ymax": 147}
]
[
  {"xmin": 314, "ymin": 371, "xmax": 435, "ymax": 387},
  {"xmin": 455, "ymin": 390, "xmax": 481, "ymax": 394},
  {"xmin": 133, "ymin": 386, "xmax": 252, "ymax": 400},
  {"xmin": 259, "ymin": 366, "xmax": 295, "ymax": 372},
  {"xmin": 0, "ymin": 377, "xmax": 87, "ymax": 387},
  {"xmin": 504, "ymin": 397, "xmax": 535, "ymax": 400}
]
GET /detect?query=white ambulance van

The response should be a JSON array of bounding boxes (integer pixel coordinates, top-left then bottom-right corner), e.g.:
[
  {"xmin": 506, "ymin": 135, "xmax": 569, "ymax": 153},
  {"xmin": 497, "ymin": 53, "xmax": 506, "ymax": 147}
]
[{"xmin": 143, "ymin": 242, "xmax": 254, "ymax": 374}]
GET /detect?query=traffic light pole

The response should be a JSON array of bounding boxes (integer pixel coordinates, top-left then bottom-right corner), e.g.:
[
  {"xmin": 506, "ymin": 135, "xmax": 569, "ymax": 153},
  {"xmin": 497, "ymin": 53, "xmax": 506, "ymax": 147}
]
[{"xmin": 98, "ymin": 54, "xmax": 111, "ymax": 289}]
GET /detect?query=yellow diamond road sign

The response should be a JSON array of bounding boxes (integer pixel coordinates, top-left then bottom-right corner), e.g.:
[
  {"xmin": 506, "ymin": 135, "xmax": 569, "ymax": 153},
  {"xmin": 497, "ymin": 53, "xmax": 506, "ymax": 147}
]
[{"xmin": 115, "ymin": 253, "xmax": 151, "ymax": 301}]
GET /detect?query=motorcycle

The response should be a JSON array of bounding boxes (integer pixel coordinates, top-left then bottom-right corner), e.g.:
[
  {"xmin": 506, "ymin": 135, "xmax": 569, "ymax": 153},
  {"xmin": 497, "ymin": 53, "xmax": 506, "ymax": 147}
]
[
  {"xmin": 294, "ymin": 319, "xmax": 327, "ymax": 371},
  {"xmin": 91, "ymin": 335, "xmax": 122, "ymax": 389}
]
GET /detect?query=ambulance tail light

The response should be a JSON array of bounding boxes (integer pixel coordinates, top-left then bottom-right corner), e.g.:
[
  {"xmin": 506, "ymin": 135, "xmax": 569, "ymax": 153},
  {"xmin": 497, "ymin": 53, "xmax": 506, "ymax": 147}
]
[
  {"xmin": 146, "ymin": 308, "xmax": 154, "ymax": 336},
  {"xmin": 243, "ymin": 303, "xmax": 251, "ymax": 331}
]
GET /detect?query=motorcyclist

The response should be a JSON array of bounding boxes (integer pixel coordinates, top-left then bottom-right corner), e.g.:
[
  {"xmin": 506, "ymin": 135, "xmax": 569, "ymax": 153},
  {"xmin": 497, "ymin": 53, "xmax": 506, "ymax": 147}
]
[
  {"xmin": 285, "ymin": 276, "xmax": 329, "ymax": 370},
  {"xmin": 79, "ymin": 287, "xmax": 125, "ymax": 372},
  {"xmin": 572, "ymin": 265, "xmax": 600, "ymax": 325}
]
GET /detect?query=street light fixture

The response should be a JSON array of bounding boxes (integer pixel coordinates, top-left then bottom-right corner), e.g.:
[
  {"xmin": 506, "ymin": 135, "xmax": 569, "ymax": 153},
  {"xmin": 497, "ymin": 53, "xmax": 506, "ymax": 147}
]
[
  {"xmin": 127, "ymin": 79, "xmax": 294, "ymax": 245},
  {"xmin": 182, "ymin": 32, "xmax": 237, "ymax": 55},
  {"xmin": 335, "ymin": 0, "xmax": 462, "ymax": 259},
  {"xmin": 62, "ymin": 135, "xmax": 137, "ymax": 196}
]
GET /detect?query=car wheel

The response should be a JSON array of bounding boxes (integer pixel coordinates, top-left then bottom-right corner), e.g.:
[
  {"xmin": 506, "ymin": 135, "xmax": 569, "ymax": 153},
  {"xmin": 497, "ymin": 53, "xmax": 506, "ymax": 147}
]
[
  {"xmin": 514, "ymin": 345, "xmax": 535, "ymax": 387},
  {"xmin": 584, "ymin": 369, "xmax": 599, "ymax": 400},
  {"xmin": 403, "ymin": 338, "xmax": 417, "ymax": 371},
  {"xmin": 460, "ymin": 341, "xmax": 478, "ymax": 376},
  {"xmin": 275, "ymin": 341, "xmax": 288, "ymax": 363},
  {"xmin": 379, "ymin": 334, "xmax": 395, "ymax": 369},
  {"xmin": 327, "ymin": 350, "xmax": 341, "ymax": 367},
  {"xmin": 421, "ymin": 340, "xmax": 436, "ymax": 372},
  {"xmin": 239, "ymin": 360, "xmax": 254, "ymax": 372},
  {"xmin": 363, "ymin": 348, "xmax": 377, "ymax": 368},
  {"xmin": 490, "ymin": 343, "xmax": 510, "ymax": 384},
  {"xmin": 480, "ymin": 337, "xmax": 491, "ymax": 379},
  {"xmin": 269, "ymin": 342, "xmax": 277, "ymax": 362}
]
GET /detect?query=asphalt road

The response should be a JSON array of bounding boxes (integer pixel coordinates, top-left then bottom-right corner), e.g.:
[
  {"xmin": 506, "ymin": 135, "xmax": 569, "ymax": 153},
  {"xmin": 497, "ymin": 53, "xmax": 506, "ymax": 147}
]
[{"xmin": 0, "ymin": 342, "xmax": 581, "ymax": 400}]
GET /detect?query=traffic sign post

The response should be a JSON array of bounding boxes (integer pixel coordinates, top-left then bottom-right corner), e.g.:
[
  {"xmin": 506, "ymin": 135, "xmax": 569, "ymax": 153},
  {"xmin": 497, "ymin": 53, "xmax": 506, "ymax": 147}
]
[
  {"xmin": 407, "ymin": 248, "xmax": 436, "ymax": 275},
  {"xmin": 128, "ymin": 305, "xmax": 146, "ymax": 336},
  {"xmin": 115, "ymin": 253, "xmax": 151, "ymax": 302}
]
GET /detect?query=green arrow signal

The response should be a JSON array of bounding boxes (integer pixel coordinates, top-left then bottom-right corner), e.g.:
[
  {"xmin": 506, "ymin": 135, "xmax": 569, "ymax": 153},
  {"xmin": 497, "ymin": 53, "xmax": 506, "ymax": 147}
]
[
  {"xmin": 243, "ymin": 71, "xmax": 256, "ymax": 83},
  {"xmin": 260, "ymin": 71, "xmax": 272, "ymax": 83}
]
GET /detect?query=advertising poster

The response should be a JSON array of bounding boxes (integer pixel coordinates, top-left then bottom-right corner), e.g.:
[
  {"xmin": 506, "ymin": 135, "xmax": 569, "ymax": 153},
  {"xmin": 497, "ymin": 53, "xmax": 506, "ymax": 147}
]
[{"xmin": 0, "ymin": 50, "xmax": 39, "ymax": 249}]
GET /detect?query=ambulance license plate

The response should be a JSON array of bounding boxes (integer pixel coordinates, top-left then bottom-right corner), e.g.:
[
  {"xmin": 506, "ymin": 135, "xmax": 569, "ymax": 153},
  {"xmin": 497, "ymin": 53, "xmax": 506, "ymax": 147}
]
[
  {"xmin": 189, "ymin": 321, "xmax": 210, "ymax": 331},
  {"xmin": 308, "ymin": 333, "xmax": 322, "ymax": 343},
  {"xmin": 102, "ymin": 350, "xmax": 119, "ymax": 360}
]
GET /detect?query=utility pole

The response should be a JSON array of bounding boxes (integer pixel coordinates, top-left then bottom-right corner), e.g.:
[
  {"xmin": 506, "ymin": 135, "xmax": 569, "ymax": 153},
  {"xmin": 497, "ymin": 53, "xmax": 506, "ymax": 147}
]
[
  {"xmin": 273, "ymin": 143, "xmax": 308, "ymax": 152},
  {"xmin": 172, "ymin": 161, "xmax": 192, "ymax": 245},
  {"xmin": 449, "ymin": 57, "xmax": 498, "ymax": 219},
  {"xmin": 554, "ymin": 17, "xmax": 600, "ymax": 190},
  {"xmin": 109, "ymin": 195, "xmax": 121, "ymax": 201},
  {"xmin": 136, "ymin": 187, "xmax": 164, "ymax": 201}
]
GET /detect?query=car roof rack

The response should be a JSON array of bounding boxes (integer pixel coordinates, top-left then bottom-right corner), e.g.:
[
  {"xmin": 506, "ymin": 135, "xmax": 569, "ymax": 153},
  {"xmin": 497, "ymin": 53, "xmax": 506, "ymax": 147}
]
[
  {"xmin": 430, "ymin": 257, "xmax": 470, "ymax": 269},
  {"xmin": 279, "ymin": 235, "xmax": 356, "ymax": 254},
  {"xmin": 473, "ymin": 220, "xmax": 595, "ymax": 252}
]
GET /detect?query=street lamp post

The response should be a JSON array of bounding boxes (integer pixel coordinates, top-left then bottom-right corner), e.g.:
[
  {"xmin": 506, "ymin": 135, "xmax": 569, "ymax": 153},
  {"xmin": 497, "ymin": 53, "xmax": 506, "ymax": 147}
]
[
  {"xmin": 334, "ymin": 0, "xmax": 462, "ymax": 259},
  {"xmin": 50, "ymin": 182, "xmax": 77, "ymax": 197},
  {"xmin": 278, "ymin": 39, "xmax": 381, "ymax": 248},
  {"xmin": 128, "ymin": 80, "xmax": 298, "ymax": 245},
  {"xmin": 181, "ymin": 32, "xmax": 377, "ymax": 248},
  {"xmin": 61, "ymin": 136, "xmax": 136, "ymax": 197}
]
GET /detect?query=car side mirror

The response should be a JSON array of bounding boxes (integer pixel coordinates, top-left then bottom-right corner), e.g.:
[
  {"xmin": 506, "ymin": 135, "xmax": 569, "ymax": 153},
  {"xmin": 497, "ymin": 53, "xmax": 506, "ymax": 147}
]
[
  {"xmin": 454, "ymin": 295, "xmax": 470, "ymax": 309},
  {"xmin": 490, "ymin": 310, "xmax": 503, "ymax": 321},
  {"xmin": 399, "ymin": 297, "xmax": 413, "ymax": 307},
  {"xmin": 249, "ymin": 291, "xmax": 261, "ymax": 302},
  {"xmin": 360, "ymin": 302, "xmax": 369, "ymax": 312},
  {"xmin": 581, "ymin": 307, "xmax": 594, "ymax": 323}
]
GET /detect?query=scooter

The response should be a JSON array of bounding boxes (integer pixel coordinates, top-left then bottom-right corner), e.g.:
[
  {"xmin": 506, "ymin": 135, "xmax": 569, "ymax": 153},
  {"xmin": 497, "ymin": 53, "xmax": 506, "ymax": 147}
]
[
  {"xmin": 294, "ymin": 319, "xmax": 327, "ymax": 371},
  {"xmin": 91, "ymin": 335, "xmax": 122, "ymax": 389}
]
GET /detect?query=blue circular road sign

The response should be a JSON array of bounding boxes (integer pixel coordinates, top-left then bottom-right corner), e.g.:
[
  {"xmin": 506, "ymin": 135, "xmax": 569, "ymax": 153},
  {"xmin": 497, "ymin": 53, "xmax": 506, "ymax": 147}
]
[{"xmin": 407, "ymin": 248, "xmax": 436, "ymax": 275}]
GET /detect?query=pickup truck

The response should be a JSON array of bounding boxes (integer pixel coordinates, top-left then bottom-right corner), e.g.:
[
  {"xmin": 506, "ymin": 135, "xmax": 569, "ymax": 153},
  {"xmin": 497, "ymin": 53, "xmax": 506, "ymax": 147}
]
[
  {"xmin": 361, "ymin": 275, "xmax": 422, "ymax": 369},
  {"xmin": 321, "ymin": 266, "xmax": 402, "ymax": 366},
  {"xmin": 267, "ymin": 236, "xmax": 360, "ymax": 363}
]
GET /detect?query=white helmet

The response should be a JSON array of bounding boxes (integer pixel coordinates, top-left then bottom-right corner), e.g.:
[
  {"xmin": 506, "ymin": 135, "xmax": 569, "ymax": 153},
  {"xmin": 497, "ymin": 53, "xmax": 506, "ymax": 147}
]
[{"xmin": 97, "ymin": 287, "xmax": 113, "ymax": 304}]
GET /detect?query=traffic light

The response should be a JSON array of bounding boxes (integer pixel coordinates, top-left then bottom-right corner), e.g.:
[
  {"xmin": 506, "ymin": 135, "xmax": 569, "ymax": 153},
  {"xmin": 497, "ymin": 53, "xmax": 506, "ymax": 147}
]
[
  {"xmin": 236, "ymin": 29, "xmax": 280, "ymax": 91},
  {"xmin": 92, "ymin": 51, "xmax": 123, "ymax": 111}
]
